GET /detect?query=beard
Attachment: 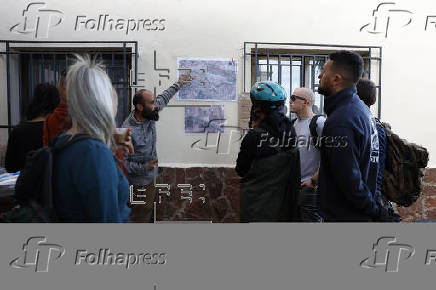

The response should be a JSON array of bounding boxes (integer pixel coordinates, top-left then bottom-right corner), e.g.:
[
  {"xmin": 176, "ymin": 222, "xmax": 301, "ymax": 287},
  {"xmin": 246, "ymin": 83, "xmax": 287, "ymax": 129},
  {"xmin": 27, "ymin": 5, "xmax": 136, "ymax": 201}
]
[
  {"xmin": 142, "ymin": 108, "xmax": 159, "ymax": 121},
  {"xmin": 317, "ymin": 84, "xmax": 332, "ymax": 97}
]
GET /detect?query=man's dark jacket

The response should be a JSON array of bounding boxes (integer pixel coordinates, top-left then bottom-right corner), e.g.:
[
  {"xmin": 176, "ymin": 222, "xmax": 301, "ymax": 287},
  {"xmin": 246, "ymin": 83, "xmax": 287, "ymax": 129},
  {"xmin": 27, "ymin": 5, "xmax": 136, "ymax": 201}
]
[{"xmin": 318, "ymin": 87, "xmax": 381, "ymax": 222}]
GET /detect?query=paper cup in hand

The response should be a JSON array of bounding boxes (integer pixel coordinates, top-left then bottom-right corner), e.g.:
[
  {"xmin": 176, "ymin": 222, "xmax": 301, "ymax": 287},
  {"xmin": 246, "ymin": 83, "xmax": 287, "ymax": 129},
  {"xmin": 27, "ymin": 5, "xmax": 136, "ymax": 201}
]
[{"xmin": 114, "ymin": 128, "xmax": 128, "ymax": 144}]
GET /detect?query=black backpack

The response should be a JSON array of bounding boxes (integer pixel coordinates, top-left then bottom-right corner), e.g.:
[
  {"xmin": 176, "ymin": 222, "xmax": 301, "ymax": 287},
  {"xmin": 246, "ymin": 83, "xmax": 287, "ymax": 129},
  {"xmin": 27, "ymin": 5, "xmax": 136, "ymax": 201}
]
[
  {"xmin": 0, "ymin": 134, "xmax": 92, "ymax": 223},
  {"xmin": 291, "ymin": 114, "xmax": 325, "ymax": 148}
]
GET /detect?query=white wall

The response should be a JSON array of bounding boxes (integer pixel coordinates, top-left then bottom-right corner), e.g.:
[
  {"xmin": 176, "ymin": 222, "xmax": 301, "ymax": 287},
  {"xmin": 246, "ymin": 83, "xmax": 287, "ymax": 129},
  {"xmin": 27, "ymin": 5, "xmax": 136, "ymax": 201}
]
[{"xmin": 1, "ymin": 0, "xmax": 435, "ymax": 167}]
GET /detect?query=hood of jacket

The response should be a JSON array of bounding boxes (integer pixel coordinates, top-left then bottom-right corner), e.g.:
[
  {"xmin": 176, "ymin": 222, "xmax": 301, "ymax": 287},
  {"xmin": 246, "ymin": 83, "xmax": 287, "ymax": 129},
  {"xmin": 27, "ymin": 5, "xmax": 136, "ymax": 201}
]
[{"xmin": 260, "ymin": 110, "xmax": 295, "ymax": 139}]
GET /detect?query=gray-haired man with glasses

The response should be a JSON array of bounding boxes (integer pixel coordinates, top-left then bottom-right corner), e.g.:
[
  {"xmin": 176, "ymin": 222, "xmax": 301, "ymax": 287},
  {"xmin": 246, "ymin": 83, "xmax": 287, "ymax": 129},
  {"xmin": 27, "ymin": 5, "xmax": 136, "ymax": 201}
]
[{"xmin": 290, "ymin": 88, "xmax": 325, "ymax": 222}]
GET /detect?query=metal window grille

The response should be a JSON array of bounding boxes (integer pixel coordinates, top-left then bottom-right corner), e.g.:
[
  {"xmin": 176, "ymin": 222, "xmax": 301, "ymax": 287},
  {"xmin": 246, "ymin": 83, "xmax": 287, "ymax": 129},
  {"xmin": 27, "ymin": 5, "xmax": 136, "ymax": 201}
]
[
  {"xmin": 0, "ymin": 40, "xmax": 139, "ymax": 167},
  {"xmin": 243, "ymin": 42, "xmax": 382, "ymax": 117},
  {"xmin": 0, "ymin": 40, "xmax": 139, "ymax": 130}
]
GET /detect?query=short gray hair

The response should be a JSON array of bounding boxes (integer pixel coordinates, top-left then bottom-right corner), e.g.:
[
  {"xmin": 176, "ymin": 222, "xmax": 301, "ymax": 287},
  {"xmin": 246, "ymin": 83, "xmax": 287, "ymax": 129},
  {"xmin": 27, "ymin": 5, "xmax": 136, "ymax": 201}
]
[
  {"xmin": 294, "ymin": 88, "xmax": 315, "ymax": 106},
  {"xmin": 66, "ymin": 54, "xmax": 115, "ymax": 146}
]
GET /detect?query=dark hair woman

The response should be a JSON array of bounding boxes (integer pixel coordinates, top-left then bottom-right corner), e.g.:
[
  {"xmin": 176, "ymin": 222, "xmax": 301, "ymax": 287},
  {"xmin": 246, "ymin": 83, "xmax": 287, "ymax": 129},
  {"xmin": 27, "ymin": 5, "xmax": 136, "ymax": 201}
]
[{"xmin": 5, "ymin": 83, "xmax": 60, "ymax": 173}]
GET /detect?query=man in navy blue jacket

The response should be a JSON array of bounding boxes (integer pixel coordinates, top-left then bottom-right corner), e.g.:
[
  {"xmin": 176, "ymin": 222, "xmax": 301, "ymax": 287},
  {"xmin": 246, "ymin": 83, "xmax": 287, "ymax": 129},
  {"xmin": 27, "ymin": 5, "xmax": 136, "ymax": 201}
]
[
  {"xmin": 316, "ymin": 50, "xmax": 394, "ymax": 222},
  {"xmin": 356, "ymin": 78, "xmax": 400, "ymax": 222}
]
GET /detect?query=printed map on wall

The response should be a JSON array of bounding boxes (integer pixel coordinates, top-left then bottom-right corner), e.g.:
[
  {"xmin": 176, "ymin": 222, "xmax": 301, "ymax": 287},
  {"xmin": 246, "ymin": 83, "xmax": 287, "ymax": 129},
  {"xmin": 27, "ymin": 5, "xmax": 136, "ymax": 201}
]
[
  {"xmin": 177, "ymin": 58, "xmax": 237, "ymax": 101},
  {"xmin": 184, "ymin": 105, "xmax": 225, "ymax": 133}
]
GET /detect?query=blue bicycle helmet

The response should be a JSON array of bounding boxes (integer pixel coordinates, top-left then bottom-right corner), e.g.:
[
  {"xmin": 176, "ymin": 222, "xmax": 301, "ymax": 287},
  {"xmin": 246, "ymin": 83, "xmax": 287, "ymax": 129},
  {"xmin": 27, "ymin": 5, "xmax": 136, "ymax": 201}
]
[{"xmin": 250, "ymin": 81, "xmax": 287, "ymax": 110}]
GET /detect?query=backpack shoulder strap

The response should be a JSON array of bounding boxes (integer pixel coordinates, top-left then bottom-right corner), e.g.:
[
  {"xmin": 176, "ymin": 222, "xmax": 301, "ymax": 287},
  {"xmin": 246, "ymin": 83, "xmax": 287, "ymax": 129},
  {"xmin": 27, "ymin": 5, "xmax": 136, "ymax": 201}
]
[
  {"xmin": 375, "ymin": 117, "xmax": 392, "ymax": 137},
  {"xmin": 52, "ymin": 133, "xmax": 98, "ymax": 152},
  {"xmin": 45, "ymin": 120, "xmax": 51, "ymax": 146},
  {"xmin": 309, "ymin": 114, "xmax": 325, "ymax": 138},
  {"xmin": 375, "ymin": 117, "xmax": 383, "ymax": 127}
]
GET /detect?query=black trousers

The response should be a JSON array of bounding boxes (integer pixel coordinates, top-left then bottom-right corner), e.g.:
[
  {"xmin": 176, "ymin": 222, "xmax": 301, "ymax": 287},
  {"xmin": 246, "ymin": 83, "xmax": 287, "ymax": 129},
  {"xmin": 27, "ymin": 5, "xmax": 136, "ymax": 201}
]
[{"xmin": 297, "ymin": 185, "xmax": 323, "ymax": 222}]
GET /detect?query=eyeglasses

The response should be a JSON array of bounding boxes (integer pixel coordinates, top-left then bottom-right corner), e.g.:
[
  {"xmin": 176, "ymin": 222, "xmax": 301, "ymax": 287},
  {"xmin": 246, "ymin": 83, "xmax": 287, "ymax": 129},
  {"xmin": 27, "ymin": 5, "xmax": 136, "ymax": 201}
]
[{"xmin": 290, "ymin": 95, "xmax": 306, "ymax": 102}]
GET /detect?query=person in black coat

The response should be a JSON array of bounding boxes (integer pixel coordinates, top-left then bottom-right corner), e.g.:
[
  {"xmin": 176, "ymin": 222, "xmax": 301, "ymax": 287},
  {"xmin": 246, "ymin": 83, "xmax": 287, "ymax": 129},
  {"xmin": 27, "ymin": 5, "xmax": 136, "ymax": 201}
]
[
  {"xmin": 5, "ymin": 83, "xmax": 60, "ymax": 173},
  {"xmin": 237, "ymin": 81, "xmax": 300, "ymax": 222}
]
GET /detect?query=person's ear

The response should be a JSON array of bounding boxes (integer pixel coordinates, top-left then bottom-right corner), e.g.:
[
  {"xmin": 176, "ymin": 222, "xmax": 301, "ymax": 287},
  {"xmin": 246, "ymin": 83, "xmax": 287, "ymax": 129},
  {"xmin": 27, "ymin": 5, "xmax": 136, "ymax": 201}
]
[
  {"xmin": 332, "ymin": 73, "xmax": 343, "ymax": 87},
  {"xmin": 136, "ymin": 103, "xmax": 144, "ymax": 112}
]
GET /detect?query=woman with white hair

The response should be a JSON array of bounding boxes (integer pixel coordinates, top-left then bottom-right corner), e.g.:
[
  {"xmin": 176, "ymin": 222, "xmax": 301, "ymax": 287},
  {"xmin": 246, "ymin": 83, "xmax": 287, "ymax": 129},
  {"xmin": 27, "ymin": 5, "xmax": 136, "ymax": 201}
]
[{"xmin": 52, "ymin": 55, "xmax": 131, "ymax": 222}]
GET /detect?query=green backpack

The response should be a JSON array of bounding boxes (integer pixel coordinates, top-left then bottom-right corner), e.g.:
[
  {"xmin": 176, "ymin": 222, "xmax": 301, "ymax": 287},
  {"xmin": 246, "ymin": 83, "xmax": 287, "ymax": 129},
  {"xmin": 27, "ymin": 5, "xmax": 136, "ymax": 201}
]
[{"xmin": 377, "ymin": 119, "xmax": 429, "ymax": 207}]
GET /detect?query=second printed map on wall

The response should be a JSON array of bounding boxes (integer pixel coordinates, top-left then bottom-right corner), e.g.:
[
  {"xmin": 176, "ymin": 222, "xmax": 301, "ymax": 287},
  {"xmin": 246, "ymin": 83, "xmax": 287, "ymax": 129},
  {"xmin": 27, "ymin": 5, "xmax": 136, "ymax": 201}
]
[
  {"xmin": 184, "ymin": 105, "xmax": 225, "ymax": 133},
  {"xmin": 177, "ymin": 58, "xmax": 237, "ymax": 101}
]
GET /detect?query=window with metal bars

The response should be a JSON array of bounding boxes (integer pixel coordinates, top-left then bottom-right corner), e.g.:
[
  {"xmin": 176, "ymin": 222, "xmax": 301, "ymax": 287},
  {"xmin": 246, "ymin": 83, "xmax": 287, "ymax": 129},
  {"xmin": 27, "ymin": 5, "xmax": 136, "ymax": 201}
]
[
  {"xmin": 254, "ymin": 55, "xmax": 327, "ymax": 115},
  {"xmin": 0, "ymin": 41, "xmax": 138, "ymax": 168},
  {"xmin": 243, "ymin": 43, "xmax": 382, "ymax": 118},
  {"xmin": 18, "ymin": 51, "xmax": 132, "ymax": 126}
]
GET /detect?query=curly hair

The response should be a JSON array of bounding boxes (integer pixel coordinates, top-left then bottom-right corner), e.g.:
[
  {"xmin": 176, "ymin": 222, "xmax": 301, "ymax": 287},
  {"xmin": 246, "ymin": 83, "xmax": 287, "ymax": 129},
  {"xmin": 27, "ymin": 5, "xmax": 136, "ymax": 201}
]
[
  {"xmin": 26, "ymin": 83, "xmax": 60, "ymax": 120},
  {"xmin": 356, "ymin": 78, "xmax": 377, "ymax": 107}
]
